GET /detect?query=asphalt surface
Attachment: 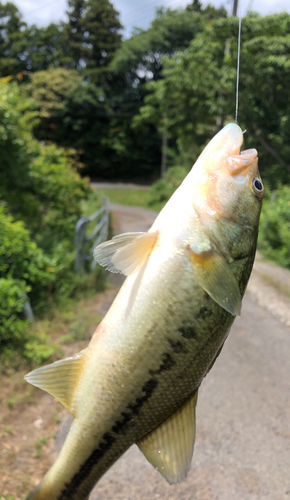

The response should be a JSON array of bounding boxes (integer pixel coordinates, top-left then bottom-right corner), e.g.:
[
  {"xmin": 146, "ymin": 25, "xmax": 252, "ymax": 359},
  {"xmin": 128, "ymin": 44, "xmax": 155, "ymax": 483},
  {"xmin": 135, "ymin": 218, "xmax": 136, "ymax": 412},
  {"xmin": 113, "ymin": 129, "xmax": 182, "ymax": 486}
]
[{"xmin": 55, "ymin": 203, "xmax": 290, "ymax": 500}]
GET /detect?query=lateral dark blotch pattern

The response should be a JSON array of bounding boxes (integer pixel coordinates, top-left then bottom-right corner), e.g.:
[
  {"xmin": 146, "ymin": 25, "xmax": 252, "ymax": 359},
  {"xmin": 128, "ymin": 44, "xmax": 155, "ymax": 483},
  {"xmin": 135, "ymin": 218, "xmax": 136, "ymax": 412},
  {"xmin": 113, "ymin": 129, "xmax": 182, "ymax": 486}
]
[
  {"xmin": 58, "ymin": 432, "xmax": 116, "ymax": 499},
  {"xmin": 57, "ymin": 353, "xmax": 175, "ymax": 498},
  {"xmin": 178, "ymin": 325, "xmax": 198, "ymax": 340},
  {"xmin": 168, "ymin": 338, "xmax": 188, "ymax": 354},
  {"xmin": 149, "ymin": 352, "xmax": 176, "ymax": 376},
  {"xmin": 112, "ymin": 411, "xmax": 133, "ymax": 434},
  {"xmin": 127, "ymin": 376, "xmax": 159, "ymax": 417},
  {"xmin": 112, "ymin": 377, "xmax": 159, "ymax": 438},
  {"xmin": 197, "ymin": 306, "xmax": 212, "ymax": 320}
]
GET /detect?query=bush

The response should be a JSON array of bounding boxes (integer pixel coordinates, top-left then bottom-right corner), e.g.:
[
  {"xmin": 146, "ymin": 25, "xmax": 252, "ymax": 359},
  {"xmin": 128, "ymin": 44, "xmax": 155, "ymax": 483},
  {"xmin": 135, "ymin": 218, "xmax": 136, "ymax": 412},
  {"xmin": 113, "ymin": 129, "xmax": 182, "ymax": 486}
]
[
  {"xmin": 258, "ymin": 184, "xmax": 290, "ymax": 269},
  {"xmin": 24, "ymin": 141, "xmax": 91, "ymax": 250},
  {"xmin": 0, "ymin": 79, "xmax": 90, "ymax": 243},
  {"xmin": 0, "ymin": 277, "xmax": 29, "ymax": 356},
  {"xmin": 0, "ymin": 276, "xmax": 61, "ymax": 367},
  {"xmin": 0, "ymin": 79, "xmax": 103, "ymax": 362},
  {"xmin": 0, "ymin": 206, "xmax": 56, "ymax": 302},
  {"xmin": 148, "ymin": 166, "xmax": 188, "ymax": 207}
]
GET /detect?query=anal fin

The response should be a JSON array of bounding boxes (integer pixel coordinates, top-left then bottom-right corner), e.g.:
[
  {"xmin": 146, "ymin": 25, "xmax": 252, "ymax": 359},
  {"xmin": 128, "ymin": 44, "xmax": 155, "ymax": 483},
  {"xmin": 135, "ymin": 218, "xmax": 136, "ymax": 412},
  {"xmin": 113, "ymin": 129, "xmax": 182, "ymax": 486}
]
[
  {"xmin": 137, "ymin": 390, "xmax": 198, "ymax": 484},
  {"xmin": 24, "ymin": 350, "xmax": 86, "ymax": 415}
]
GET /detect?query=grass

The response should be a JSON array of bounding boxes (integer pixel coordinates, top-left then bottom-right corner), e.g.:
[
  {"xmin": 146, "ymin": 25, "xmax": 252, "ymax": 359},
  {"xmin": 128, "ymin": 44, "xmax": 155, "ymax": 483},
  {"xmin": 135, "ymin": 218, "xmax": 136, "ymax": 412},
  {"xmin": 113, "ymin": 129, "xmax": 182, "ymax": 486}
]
[
  {"xmin": 6, "ymin": 394, "xmax": 18, "ymax": 410},
  {"xmin": 23, "ymin": 290, "xmax": 103, "ymax": 370},
  {"xmin": 80, "ymin": 190, "xmax": 104, "ymax": 235},
  {"xmin": 1, "ymin": 277, "xmax": 104, "ymax": 393},
  {"xmin": 3, "ymin": 426, "xmax": 15, "ymax": 436},
  {"xmin": 53, "ymin": 411, "xmax": 62, "ymax": 424},
  {"xmin": 0, "ymin": 286, "xmax": 107, "ymax": 497},
  {"xmin": 34, "ymin": 437, "xmax": 49, "ymax": 458},
  {"xmin": 96, "ymin": 187, "xmax": 165, "ymax": 213},
  {"xmin": 81, "ymin": 190, "xmax": 103, "ymax": 216}
]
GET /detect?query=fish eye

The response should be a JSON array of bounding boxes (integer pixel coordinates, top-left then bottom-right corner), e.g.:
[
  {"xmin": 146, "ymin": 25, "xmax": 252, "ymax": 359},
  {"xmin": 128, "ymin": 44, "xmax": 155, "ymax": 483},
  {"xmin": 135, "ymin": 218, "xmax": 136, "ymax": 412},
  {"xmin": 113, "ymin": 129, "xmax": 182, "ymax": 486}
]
[{"xmin": 252, "ymin": 177, "xmax": 264, "ymax": 198}]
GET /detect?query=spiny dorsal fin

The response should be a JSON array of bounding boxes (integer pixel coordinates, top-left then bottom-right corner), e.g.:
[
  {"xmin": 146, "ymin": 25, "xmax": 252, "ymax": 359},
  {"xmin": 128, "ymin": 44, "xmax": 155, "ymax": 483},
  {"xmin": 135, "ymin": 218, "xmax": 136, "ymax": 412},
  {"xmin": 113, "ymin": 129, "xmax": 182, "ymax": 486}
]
[
  {"xmin": 94, "ymin": 231, "xmax": 158, "ymax": 276},
  {"xmin": 24, "ymin": 350, "xmax": 86, "ymax": 415},
  {"xmin": 188, "ymin": 241, "xmax": 241, "ymax": 316},
  {"xmin": 137, "ymin": 390, "xmax": 198, "ymax": 484}
]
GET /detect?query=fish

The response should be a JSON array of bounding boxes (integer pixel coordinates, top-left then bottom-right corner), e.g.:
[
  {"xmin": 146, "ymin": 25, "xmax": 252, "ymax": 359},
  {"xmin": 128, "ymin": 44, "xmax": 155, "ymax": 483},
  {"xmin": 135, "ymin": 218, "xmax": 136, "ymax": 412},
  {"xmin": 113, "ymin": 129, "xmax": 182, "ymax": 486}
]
[{"xmin": 24, "ymin": 123, "xmax": 264, "ymax": 500}]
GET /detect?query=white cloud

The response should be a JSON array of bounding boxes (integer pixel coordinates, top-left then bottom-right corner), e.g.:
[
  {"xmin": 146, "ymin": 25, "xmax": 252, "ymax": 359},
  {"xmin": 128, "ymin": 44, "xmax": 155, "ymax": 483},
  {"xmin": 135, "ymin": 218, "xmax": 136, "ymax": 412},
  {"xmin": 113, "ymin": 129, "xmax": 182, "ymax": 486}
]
[
  {"xmin": 13, "ymin": 0, "xmax": 290, "ymax": 33},
  {"xmin": 14, "ymin": 0, "xmax": 68, "ymax": 26}
]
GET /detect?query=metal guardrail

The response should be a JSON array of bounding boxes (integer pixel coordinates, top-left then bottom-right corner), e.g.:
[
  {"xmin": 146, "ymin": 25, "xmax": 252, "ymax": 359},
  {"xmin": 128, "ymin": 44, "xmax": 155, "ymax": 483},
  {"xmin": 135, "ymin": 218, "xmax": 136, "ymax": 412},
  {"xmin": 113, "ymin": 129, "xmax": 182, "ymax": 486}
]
[
  {"xmin": 23, "ymin": 293, "xmax": 35, "ymax": 321},
  {"xmin": 75, "ymin": 196, "xmax": 109, "ymax": 274}
]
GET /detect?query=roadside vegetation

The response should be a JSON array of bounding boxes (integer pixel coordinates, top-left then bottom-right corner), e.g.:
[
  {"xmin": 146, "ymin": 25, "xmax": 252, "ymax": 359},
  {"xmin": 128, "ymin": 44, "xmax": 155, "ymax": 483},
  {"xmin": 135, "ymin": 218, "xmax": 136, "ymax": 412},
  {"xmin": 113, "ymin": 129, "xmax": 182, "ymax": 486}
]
[
  {"xmin": 0, "ymin": 290, "xmax": 105, "ymax": 498},
  {"xmin": 98, "ymin": 166, "xmax": 188, "ymax": 213},
  {"xmin": 1, "ymin": 1, "xmax": 290, "ymax": 496},
  {"xmin": 1, "ymin": 0, "xmax": 289, "ymax": 379},
  {"xmin": 0, "ymin": 79, "xmax": 106, "ymax": 369},
  {"xmin": 258, "ymin": 185, "xmax": 290, "ymax": 269}
]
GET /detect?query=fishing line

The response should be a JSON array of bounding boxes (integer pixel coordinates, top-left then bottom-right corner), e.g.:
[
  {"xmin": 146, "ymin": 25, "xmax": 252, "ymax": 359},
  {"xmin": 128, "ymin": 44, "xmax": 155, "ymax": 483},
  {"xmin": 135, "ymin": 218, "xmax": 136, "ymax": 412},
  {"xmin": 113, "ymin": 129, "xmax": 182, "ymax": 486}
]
[
  {"xmin": 246, "ymin": 0, "xmax": 255, "ymax": 15},
  {"xmin": 235, "ymin": 16, "xmax": 242, "ymax": 124}
]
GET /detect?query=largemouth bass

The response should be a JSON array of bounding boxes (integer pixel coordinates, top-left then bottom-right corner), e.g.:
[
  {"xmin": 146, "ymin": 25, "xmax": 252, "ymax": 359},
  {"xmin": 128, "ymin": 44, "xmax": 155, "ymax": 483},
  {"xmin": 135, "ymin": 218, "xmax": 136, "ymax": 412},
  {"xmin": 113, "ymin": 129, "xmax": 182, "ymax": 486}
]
[{"xmin": 25, "ymin": 123, "xmax": 264, "ymax": 500}]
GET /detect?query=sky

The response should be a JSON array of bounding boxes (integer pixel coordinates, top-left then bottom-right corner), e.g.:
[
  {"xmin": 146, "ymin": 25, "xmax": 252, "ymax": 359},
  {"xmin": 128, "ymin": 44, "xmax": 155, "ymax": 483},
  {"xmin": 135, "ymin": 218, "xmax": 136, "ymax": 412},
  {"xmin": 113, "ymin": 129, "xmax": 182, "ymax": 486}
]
[{"xmin": 14, "ymin": 0, "xmax": 290, "ymax": 37}]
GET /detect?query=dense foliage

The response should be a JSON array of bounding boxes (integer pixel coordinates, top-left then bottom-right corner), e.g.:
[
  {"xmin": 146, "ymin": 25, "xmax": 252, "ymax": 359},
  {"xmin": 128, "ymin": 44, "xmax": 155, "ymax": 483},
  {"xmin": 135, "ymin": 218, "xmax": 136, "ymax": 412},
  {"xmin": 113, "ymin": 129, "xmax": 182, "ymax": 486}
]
[
  {"xmin": 64, "ymin": 0, "xmax": 123, "ymax": 78},
  {"xmin": 258, "ymin": 185, "xmax": 290, "ymax": 269},
  {"xmin": 136, "ymin": 13, "xmax": 290, "ymax": 187},
  {"xmin": 1, "ymin": 1, "xmax": 290, "ymax": 185},
  {"xmin": 148, "ymin": 167, "xmax": 188, "ymax": 207},
  {"xmin": 0, "ymin": 80, "xmax": 93, "ymax": 362},
  {"xmin": 0, "ymin": 0, "xmax": 231, "ymax": 181},
  {"xmin": 0, "ymin": 80, "xmax": 90, "ymax": 242},
  {"xmin": 2, "ymin": 0, "xmax": 290, "ymax": 361}
]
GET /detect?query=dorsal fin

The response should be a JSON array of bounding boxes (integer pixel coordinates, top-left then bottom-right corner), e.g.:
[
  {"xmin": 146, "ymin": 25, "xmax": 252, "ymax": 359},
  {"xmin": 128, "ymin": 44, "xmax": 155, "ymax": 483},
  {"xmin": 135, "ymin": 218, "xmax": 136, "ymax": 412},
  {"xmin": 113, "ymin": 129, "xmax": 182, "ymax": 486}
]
[
  {"xmin": 188, "ymin": 241, "xmax": 241, "ymax": 316},
  {"xmin": 24, "ymin": 350, "xmax": 86, "ymax": 415},
  {"xmin": 94, "ymin": 231, "xmax": 158, "ymax": 276},
  {"xmin": 137, "ymin": 390, "xmax": 198, "ymax": 484}
]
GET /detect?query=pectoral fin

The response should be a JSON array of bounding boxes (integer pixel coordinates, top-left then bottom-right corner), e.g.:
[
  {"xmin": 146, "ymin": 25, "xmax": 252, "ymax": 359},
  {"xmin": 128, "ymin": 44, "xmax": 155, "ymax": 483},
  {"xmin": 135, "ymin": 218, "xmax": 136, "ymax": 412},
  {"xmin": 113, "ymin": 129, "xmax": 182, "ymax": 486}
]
[
  {"xmin": 24, "ymin": 350, "xmax": 86, "ymax": 415},
  {"xmin": 94, "ymin": 231, "xmax": 158, "ymax": 276},
  {"xmin": 137, "ymin": 390, "xmax": 198, "ymax": 484},
  {"xmin": 188, "ymin": 242, "xmax": 241, "ymax": 316}
]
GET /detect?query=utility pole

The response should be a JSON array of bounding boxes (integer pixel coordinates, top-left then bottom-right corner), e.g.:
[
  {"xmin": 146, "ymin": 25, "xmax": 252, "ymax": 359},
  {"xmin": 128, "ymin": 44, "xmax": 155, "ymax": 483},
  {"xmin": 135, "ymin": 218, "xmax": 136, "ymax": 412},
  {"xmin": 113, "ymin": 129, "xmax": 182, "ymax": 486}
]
[
  {"xmin": 232, "ymin": 0, "xmax": 238, "ymax": 16},
  {"xmin": 160, "ymin": 131, "xmax": 168, "ymax": 179}
]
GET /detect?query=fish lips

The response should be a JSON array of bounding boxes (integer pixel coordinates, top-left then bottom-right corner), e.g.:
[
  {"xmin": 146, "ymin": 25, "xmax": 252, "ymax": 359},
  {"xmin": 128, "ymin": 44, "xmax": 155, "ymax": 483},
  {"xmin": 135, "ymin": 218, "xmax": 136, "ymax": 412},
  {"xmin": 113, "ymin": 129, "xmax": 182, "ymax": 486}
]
[{"xmin": 227, "ymin": 149, "xmax": 258, "ymax": 177}]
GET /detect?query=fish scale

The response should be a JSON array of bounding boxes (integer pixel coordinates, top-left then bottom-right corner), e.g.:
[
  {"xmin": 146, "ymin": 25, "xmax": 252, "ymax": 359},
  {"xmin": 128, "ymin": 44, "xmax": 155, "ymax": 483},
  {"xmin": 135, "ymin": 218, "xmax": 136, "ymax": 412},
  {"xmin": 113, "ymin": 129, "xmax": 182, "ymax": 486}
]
[
  {"xmin": 29, "ymin": 250, "xmax": 242, "ymax": 499},
  {"xmin": 25, "ymin": 124, "xmax": 263, "ymax": 500}
]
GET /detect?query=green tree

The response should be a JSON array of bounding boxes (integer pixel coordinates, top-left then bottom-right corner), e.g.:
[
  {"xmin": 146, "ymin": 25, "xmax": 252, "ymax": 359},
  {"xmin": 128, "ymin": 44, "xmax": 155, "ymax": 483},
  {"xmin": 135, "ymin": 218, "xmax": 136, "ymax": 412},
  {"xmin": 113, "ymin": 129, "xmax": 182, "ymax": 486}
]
[
  {"xmin": 0, "ymin": 3, "xmax": 65, "ymax": 76},
  {"xmin": 25, "ymin": 67, "xmax": 160, "ymax": 181},
  {"xmin": 135, "ymin": 13, "xmax": 290, "ymax": 185},
  {"xmin": 110, "ymin": 5, "xmax": 228, "ymax": 180},
  {"xmin": 111, "ymin": 7, "xmax": 207, "ymax": 84},
  {"xmin": 26, "ymin": 23, "xmax": 65, "ymax": 72},
  {"xmin": 186, "ymin": 0, "xmax": 227, "ymax": 18},
  {"xmin": 0, "ymin": 78, "xmax": 90, "ymax": 250},
  {"xmin": 0, "ymin": 2, "xmax": 28, "ymax": 76},
  {"xmin": 63, "ymin": 0, "xmax": 123, "ymax": 79},
  {"xmin": 0, "ymin": 78, "xmax": 94, "ymax": 356}
]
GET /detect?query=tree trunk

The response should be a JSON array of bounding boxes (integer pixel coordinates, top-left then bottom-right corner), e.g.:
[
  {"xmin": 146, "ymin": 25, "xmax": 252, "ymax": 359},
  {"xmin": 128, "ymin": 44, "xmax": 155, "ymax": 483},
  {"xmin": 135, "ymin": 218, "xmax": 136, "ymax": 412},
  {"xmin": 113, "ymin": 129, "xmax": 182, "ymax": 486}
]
[{"xmin": 161, "ymin": 131, "xmax": 167, "ymax": 179}]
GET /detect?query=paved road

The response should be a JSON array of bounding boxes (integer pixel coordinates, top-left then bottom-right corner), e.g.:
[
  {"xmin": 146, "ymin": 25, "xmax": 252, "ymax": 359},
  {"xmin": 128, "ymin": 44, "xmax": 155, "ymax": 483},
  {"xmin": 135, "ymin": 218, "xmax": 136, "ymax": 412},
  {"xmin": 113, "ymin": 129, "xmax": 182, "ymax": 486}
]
[{"xmin": 56, "ymin": 204, "xmax": 290, "ymax": 500}]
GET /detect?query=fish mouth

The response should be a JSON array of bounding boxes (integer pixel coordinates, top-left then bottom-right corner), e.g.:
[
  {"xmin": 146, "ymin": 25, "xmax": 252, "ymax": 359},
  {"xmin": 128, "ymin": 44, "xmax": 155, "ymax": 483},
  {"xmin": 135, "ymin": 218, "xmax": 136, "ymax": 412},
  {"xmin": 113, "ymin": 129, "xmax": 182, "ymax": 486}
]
[{"xmin": 227, "ymin": 148, "xmax": 258, "ymax": 176}]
